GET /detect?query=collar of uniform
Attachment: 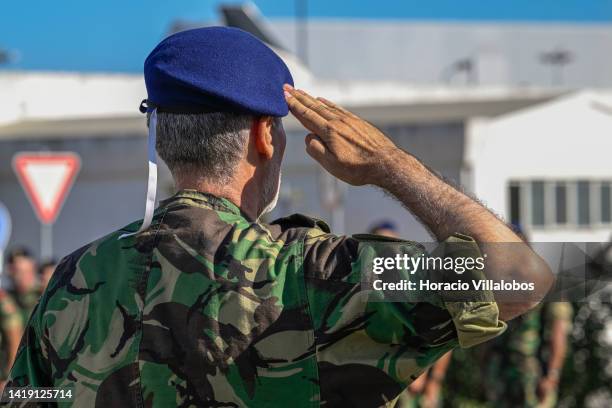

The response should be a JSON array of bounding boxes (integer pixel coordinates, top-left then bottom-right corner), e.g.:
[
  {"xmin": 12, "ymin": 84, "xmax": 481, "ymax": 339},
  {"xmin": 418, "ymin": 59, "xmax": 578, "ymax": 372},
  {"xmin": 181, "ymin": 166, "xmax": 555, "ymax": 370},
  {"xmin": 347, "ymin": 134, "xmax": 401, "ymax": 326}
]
[{"xmin": 160, "ymin": 189, "xmax": 243, "ymax": 217}]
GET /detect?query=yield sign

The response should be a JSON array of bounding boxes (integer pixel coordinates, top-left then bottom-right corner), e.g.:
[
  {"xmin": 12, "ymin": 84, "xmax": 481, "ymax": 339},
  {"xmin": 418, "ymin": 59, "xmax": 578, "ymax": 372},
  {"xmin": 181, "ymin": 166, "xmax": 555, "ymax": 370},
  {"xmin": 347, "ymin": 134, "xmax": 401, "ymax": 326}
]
[{"xmin": 12, "ymin": 152, "xmax": 81, "ymax": 225}]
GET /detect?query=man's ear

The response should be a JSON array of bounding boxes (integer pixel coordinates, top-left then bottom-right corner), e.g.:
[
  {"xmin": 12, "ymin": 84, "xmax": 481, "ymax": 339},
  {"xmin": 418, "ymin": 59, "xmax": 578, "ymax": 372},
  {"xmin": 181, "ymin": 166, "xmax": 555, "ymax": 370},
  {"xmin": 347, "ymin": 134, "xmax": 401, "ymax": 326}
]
[{"xmin": 252, "ymin": 116, "xmax": 274, "ymax": 160}]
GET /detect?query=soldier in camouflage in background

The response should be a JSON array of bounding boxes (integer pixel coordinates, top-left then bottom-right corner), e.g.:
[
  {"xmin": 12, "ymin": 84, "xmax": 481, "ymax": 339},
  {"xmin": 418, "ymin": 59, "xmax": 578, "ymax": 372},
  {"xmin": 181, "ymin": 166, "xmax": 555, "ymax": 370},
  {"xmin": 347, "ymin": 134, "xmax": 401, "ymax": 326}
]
[
  {"xmin": 5, "ymin": 247, "xmax": 40, "ymax": 325},
  {"xmin": 5, "ymin": 27, "xmax": 552, "ymax": 407},
  {"xmin": 482, "ymin": 302, "xmax": 572, "ymax": 408},
  {"xmin": 0, "ymin": 289, "xmax": 22, "ymax": 391},
  {"xmin": 481, "ymin": 225, "xmax": 572, "ymax": 408}
]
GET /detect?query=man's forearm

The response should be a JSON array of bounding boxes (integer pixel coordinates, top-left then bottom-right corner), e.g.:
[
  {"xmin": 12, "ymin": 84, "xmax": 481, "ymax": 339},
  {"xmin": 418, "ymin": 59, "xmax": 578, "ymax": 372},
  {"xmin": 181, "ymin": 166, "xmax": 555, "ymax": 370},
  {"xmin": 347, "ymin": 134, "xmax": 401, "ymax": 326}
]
[
  {"xmin": 376, "ymin": 148, "xmax": 553, "ymax": 319},
  {"xmin": 377, "ymin": 148, "xmax": 519, "ymax": 243},
  {"xmin": 547, "ymin": 320, "xmax": 569, "ymax": 375}
]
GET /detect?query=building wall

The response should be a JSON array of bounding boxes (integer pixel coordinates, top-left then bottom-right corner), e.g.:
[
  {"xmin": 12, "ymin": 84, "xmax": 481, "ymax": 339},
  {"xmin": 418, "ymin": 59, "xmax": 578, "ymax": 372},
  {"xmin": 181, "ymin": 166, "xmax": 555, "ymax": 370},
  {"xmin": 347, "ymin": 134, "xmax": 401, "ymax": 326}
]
[
  {"xmin": 269, "ymin": 20, "xmax": 612, "ymax": 88},
  {"xmin": 466, "ymin": 93, "xmax": 612, "ymax": 242}
]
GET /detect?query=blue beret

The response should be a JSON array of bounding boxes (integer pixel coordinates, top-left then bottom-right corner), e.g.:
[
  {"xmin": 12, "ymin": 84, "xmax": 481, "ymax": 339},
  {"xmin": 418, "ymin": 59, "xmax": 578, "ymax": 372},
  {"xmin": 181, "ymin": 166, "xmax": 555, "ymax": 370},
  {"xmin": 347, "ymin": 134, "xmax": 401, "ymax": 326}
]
[{"xmin": 143, "ymin": 26, "xmax": 293, "ymax": 117}]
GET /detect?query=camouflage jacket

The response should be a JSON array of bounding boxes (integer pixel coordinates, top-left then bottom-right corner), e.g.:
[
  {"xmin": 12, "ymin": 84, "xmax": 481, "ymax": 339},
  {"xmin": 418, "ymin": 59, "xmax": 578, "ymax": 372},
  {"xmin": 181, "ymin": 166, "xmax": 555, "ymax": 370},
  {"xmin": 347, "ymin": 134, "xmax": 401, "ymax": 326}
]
[
  {"xmin": 0, "ymin": 290, "xmax": 22, "ymax": 379},
  {"xmin": 6, "ymin": 190, "xmax": 505, "ymax": 407},
  {"xmin": 8, "ymin": 287, "xmax": 40, "ymax": 326}
]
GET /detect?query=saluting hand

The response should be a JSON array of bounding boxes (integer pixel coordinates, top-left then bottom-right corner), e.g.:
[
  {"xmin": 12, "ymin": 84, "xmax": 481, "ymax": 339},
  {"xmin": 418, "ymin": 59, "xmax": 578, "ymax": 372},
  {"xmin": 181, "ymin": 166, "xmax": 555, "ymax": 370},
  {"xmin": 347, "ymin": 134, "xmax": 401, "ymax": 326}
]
[{"xmin": 284, "ymin": 84, "xmax": 397, "ymax": 186}]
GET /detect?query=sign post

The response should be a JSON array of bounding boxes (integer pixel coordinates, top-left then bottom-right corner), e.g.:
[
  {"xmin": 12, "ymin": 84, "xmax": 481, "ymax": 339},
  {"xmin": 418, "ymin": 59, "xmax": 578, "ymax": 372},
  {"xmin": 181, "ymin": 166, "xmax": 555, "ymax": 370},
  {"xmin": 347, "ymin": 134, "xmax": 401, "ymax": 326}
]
[
  {"xmin": 13, "ymin": 152, "xmax": 81, "ymax": 259},
  {"xmin": 0, "ymin": 202, "xmax": 12, "ymax": 280}
]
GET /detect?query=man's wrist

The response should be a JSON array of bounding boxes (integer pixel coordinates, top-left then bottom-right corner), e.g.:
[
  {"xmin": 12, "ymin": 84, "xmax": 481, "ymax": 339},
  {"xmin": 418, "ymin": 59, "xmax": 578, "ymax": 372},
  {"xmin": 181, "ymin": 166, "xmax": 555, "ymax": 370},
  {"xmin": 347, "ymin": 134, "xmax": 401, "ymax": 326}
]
[
  {"xmin": 371, "ymin": 147, "xmax": 411, "ymax": 188},
  {"xmin": 547, "ymin": 368, "xmax": 561, "ymax": 383}
]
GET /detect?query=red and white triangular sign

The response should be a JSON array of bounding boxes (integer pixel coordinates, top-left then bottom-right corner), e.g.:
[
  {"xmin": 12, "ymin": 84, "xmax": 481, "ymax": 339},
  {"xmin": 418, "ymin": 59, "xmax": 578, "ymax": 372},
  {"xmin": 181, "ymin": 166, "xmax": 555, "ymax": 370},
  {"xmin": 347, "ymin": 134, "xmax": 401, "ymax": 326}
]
[{"xmin": 12, "ymin": 152, "xmax": 81, "ymax": 225}]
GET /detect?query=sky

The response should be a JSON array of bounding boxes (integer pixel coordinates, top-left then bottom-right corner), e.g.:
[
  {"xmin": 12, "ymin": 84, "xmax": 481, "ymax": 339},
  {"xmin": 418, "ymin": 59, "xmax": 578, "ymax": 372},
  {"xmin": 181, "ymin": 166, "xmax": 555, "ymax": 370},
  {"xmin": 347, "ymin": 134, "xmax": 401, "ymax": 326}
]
[{"xmin": 1, "ymin": 0, "xmax": 611, "ymax": 72}]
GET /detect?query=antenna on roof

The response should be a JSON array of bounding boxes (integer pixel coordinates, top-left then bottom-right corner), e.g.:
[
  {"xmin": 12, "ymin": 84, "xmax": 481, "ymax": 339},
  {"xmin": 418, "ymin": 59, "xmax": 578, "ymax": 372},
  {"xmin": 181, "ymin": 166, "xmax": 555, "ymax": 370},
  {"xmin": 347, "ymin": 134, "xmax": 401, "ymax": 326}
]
[
  {"xmin": 441, "ymin": 57, "xmax": 478, "ymax": 85},
  {"xmin": 539, "ymin": 48, "xmax": 573, "ymax": 86},
  {"xmin": 219, "ymin": 2, "xmax": 285, "ymax": 50}
]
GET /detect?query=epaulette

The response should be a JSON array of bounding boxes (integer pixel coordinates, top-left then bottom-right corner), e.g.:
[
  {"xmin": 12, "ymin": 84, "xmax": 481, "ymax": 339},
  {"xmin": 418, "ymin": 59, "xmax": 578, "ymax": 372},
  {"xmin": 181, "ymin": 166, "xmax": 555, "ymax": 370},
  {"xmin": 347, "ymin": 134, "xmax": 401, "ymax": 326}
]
[{"xmin": 270, "ymin": 213, "xmax": 331, "ymax": 233}]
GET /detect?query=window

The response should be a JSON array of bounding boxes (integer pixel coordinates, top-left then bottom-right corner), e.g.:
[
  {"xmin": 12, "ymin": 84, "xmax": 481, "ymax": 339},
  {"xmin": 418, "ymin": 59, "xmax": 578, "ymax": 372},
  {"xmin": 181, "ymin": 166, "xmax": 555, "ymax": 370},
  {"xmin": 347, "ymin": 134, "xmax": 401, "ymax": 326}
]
[
  {"xmin": 555, "ymin": 183, "xmax": 567, "ymax": 224},
  {"xmin": 508, "ymin": 179, "xmax": 612, "ymax": 229},
  {"xmin": 531, "ymin": 181, "xmax": 545, "ymax": 226},
  {"xmin": 577, "ymin": 181, "xmax": 590, "ymax": 226},
  {"xmin": 509, "ymin": 184, "xmax": 521, "ymax": 225},
  {"xmin": 602, "ymin": 183, "xmax": 611, "ymax": 223}
]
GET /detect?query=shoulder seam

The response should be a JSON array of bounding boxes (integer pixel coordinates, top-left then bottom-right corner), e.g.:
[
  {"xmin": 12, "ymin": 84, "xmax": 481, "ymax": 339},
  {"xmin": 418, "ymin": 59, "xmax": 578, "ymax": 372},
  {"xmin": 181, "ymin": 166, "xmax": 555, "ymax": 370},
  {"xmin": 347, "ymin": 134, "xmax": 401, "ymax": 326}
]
[
  {"xmin": 134, "ymin": 206, "xmax": 169, "ymax": 408},
  {"xmin": 299, "ymin": 229, "xmax": 321, "ymax": 407}
]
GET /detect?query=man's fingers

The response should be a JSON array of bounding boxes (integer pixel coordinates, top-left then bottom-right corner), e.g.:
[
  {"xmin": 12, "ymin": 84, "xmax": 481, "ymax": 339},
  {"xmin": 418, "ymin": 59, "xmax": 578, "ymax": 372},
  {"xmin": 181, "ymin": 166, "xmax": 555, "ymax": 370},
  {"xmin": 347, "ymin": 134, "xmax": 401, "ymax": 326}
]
[
  {"xmin": 285, "ymin": 85, "xmax": 340, "ymax": 122},
  {"xmin": 294, "ymin": 90, "xmax": 341, "ymax": 121},
  {"xmin": 317, "ymin": 97, "xmax": 358, "ymax": 119},
  {"xmin": 285, "ymin": 88, "xmax": 330, "ymax": 136},
  {"xmin": 304, "ymin": 133, "xmax": 328, "ymax": 162}
]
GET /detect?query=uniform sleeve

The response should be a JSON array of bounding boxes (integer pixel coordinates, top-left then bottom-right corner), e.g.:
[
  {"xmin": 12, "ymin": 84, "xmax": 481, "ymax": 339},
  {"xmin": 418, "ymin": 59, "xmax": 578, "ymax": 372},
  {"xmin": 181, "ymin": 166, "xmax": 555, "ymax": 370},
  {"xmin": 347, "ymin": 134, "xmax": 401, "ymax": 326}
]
[{"xmin": 302, "ymin": 228, "xmax": 506, "ymax": 352}]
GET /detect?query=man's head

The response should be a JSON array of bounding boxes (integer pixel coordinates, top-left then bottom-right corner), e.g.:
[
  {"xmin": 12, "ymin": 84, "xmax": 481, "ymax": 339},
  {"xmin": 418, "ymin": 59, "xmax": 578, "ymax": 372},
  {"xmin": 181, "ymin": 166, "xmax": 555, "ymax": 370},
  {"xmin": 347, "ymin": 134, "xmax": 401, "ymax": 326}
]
[
  {"xmin": 6, "ymin": 246, "xmax": 38, "ymax": 293},
  {"xmin": 143, "ymin": 27, "xmax": 293, "ymax": 219},
  {"xmin": 154, "ymin": 111, "xmax": 286, "ymax": 217},
  {"xmin": 38, "ymin": 259, "xmax": 57, "ymax": 291}
]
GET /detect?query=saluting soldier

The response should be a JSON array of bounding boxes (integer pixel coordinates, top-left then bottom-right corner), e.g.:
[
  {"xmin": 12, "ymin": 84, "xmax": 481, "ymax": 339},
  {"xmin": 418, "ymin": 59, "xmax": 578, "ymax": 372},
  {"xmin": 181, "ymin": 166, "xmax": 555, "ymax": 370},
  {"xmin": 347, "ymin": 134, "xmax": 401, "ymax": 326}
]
[{"xmin": 6, "ymin": 27, "xmax": 551, "ymax": 407}]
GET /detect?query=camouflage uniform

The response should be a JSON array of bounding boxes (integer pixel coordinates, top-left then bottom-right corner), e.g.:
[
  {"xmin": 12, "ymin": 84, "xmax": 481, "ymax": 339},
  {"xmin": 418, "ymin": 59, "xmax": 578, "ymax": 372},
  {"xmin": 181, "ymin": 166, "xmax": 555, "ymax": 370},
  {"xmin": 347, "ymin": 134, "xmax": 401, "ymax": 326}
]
[
  {"xmin": 0, "ymin": 290, "xmax": 22, "ymax": 380},
  {"xmin": 6, "ymin": 190, "xmax": 505, "ymax": 407},
  {"xmin": 538, "ymin": 302, "xmax": 573, "ymax": 408},
  {"xmin": 483, "ymin": 302, "xmax": 573, "ymax": 408},
  {"xmin": 9, "ymin": 287, "xmax": 40, "ymax": 326}
]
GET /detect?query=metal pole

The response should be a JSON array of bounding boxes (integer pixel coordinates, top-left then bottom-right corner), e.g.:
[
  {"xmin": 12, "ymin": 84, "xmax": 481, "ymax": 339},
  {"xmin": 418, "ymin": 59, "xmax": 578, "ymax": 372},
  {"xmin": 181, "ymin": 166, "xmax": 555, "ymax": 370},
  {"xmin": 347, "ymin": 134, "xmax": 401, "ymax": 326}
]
[
  {"xmin": 332, "ymin": 206, "xmax": 345, "ymax": 234},
  {"xmin": 296, "ymin": 0, "xmax": 308, "ymax": 65},
  {"xmin": 40, "ymin": 223, "xmax": 53, "ymax": 260}
]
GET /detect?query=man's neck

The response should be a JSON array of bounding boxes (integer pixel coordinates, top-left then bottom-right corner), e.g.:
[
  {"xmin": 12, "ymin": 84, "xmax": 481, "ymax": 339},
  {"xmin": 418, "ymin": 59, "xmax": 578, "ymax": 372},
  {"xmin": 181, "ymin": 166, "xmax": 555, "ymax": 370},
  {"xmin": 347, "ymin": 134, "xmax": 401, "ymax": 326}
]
[{"xmin": 175, "ymin": 174, "xmax": 260, "ymax": 221}]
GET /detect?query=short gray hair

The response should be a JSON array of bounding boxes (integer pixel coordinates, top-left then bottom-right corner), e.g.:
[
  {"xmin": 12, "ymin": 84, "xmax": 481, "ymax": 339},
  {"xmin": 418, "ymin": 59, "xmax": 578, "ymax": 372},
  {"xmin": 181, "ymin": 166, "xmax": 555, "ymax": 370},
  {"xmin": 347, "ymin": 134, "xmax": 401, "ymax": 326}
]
[{"xmin": 151, "ymin": 111, "xmax": 253, "ymax": 182}]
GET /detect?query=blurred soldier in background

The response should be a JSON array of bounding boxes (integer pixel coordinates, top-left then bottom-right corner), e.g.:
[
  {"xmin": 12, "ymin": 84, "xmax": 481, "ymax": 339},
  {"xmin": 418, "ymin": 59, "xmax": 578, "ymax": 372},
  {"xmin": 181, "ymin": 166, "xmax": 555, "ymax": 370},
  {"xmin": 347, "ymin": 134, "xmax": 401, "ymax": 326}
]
[
  {"xmin": 481, "ymin": 302, "xmax": 572, "ymax": 408},
  {"xmin": 38, "ymin": 259, "xmax": 57, "ymax": 293},
  {"xmin": 536, "ymin": 303, "xmax": 573, "ymax": 407},
  {"xmin": 5, "ymin": 27, "xmax": 552, "ymax": 407},
  {"xmin": 5, "ymin": 247, "xmax": 40, "ymax": 323},
  {"xmin": 0, "ymin": 289, "xmax": 22, "ymax": 391},
  {"xmin": 480, "ymin": 225, "xmax": 573, "ymax": 408},
  {"xmin": 399, "ymin": 352, "xmax": 452, "ymax": 408}
]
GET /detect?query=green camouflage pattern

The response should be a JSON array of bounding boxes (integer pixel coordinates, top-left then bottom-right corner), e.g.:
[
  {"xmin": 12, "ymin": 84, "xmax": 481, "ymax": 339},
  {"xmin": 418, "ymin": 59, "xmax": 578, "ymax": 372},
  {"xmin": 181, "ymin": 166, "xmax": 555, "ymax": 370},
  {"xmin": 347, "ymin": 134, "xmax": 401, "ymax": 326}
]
[
  {"xmin": 5, "ymin": 190, "xmax": 505, "ymax": 407},
  {"xmin": 9, "ymin": 287, "xmax": 40, "ymax": 326},
  {"xmin": 0, "ymin": 290, "xmax": 22, "ymax": 380}
]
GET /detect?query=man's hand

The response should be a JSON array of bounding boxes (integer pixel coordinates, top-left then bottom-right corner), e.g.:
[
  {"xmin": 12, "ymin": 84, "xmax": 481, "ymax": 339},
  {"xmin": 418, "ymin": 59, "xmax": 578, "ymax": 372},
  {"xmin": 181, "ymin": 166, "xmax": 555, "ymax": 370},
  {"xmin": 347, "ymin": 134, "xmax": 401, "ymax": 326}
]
[
  {"xmin": 283, "ymin": 84, "xmax": 396, "ymax": 186},
  {"xmin": 537, "ymin": 375, "xmax": 558, "ymax": 403},
  {"xmin": 422, "ymin": 380, "xmax": 442, "ymax": 408}
]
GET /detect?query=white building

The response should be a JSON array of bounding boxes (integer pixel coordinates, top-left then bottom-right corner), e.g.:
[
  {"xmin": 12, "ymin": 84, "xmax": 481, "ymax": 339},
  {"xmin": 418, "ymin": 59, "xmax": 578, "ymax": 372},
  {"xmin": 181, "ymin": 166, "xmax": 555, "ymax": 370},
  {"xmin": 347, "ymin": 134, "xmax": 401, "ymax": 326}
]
[{"xmin": 467, "ymin": 91, "xmax": 612, "ymax": 242}]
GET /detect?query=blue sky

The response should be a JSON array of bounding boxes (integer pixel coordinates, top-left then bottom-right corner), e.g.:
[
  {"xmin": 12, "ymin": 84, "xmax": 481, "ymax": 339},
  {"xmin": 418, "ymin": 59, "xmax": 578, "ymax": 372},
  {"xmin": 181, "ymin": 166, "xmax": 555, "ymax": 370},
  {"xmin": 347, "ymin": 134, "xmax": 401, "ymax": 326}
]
[{"xmin": 1, "ymin": 0, "xmax": 611, "ymax": 72}]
